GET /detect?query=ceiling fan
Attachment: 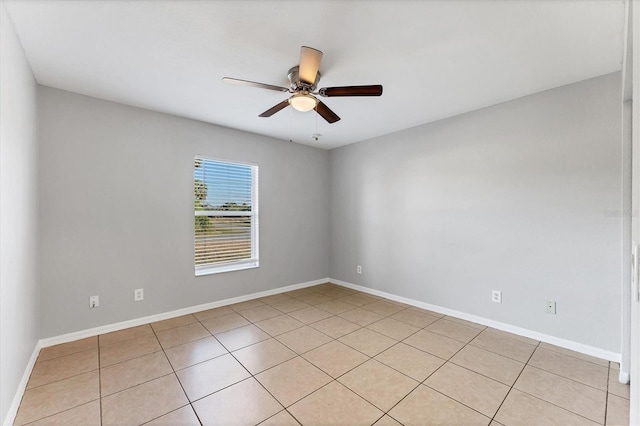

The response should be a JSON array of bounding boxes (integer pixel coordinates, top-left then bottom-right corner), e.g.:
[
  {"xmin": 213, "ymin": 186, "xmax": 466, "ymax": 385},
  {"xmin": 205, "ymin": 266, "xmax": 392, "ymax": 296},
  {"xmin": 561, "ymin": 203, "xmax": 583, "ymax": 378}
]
[{"xmin": 222, "ymin": 46, "xmax": 383, "ymax": 124}]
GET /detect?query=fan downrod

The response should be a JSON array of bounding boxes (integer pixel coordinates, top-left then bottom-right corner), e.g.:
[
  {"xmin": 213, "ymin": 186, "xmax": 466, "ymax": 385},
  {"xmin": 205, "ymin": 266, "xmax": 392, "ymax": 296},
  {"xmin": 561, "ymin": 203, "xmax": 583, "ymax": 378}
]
[{"xmin": 288, "ymin": 66, "xmax": 321, "ymax": 92}]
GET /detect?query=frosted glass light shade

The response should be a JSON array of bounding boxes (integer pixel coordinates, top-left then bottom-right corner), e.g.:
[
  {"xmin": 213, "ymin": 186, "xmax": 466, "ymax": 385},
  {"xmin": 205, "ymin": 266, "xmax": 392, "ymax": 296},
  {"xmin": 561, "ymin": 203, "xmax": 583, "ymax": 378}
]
[{"xmin": 289, "ymin": 94, "xmax": 317, "ymax": 112}]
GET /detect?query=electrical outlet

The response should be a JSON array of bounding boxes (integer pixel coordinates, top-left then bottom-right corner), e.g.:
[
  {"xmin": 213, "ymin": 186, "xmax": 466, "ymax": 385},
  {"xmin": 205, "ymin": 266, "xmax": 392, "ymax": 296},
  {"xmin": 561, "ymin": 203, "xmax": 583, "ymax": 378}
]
[
  {"xmin": 546, "ymin": 301, "xmax": 556, "ymax": 314},
  {"xmin": 134, "ymin": 288, "xmax": 144, "ymax": 301},
  {"xmin": 89, "ymin": 296, "xmax": 99, "ymax": 308},
  {"xmin": 356, "ymin": 265, "xmax": 362, "ymax": 274},
  {"xmin": 491, "ymin": 290, "xmax": 502, "ymax": 303}
]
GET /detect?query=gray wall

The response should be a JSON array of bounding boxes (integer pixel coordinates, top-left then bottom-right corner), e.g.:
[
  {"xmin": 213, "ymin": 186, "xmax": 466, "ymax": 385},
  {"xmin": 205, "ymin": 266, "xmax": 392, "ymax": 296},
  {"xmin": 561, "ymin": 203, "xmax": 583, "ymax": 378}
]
[
  {"xmin": 37, "ymin": 87, "xmax": 330, "ymax": 338},
  {"xmin": 329, "ymin": 73, "xmax": 623, "ymax": 352},
  {"xmin": 0, "ymin": 3, "xmax": 40, "ymax": 422}
]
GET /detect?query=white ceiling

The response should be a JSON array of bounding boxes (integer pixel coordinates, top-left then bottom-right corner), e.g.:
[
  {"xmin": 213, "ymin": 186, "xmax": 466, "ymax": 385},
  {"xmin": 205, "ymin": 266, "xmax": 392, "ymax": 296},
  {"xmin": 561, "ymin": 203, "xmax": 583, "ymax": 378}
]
[{"xmin": 4, "ymin": 0, "xmax": 625, "ymax": 149}]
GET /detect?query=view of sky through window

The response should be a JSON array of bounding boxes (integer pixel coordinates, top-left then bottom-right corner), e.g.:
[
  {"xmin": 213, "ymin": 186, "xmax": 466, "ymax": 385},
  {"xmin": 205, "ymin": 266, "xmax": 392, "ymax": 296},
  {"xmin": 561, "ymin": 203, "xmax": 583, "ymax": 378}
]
[{"xmin": 194, "ymin": 159, "xmax": 252, "ymax": 209}]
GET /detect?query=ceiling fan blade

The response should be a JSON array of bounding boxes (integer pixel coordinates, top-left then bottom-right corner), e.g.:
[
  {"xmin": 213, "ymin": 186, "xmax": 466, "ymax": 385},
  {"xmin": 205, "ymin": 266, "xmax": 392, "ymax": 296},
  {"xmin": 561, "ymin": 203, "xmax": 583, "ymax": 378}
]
[
  {"xmin": 315, "ymin": 101, "xmax": 340, "ymax": 123},
  {"xmin": 259, "ymin": 100, "xmax": 290, "ymax": 117},
  {"xmin": 222, "ymin": 77, "xmax": 289, "ymax": 93},
  {"xmin": 318, "ymin": 85, "xmax": 383, "ymax": 97},
  {"xmin": 298, "ymin": 46, "xmax": 323, "ymax": 85}
]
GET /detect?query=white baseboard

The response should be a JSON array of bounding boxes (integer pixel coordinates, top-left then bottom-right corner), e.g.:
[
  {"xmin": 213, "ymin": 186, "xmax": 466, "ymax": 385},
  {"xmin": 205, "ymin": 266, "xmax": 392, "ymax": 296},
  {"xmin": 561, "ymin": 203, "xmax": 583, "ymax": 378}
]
[
  {"xmin": 330, "ymin": 278, "xmax": 622, "ymax": 363},
  {"xmin": 3, "ymin": 342, "xmax": 41, "ymax": 426},
  {"xmin": 6, "ymin": 276, "xmax": 623, "ymax": 426},
  {"xmin": 619, "ymin": 370, "xmax": 630, "ymax": 384},
  {"xmin": 39, "ymin": 277, "xmax": 329, "ymax": 348},
  {"xmin": 4, "ymin": 277, "xmax": 329, "ymax": 426}
]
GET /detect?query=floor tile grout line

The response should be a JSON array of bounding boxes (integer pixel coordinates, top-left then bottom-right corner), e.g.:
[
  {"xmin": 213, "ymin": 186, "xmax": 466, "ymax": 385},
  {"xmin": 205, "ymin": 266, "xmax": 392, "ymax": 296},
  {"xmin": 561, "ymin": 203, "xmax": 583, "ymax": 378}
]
[
  {"xmin": 98, "ymin": 347, "xmax": 167, "ymax": 371},
  {"xmin": 256, "ymin": 324, "xmax": 306, "ymax": 339},
  {"xmin": 97, "ymin": 337, "xmax": 103, "ymax": 426},
  {"xmin": 384, "ymin": 411, "xmax": 406, "ymax": 426},
  {"xmin": 255, "ymin": 408, "xmax": 303, "ymax": 426},
  {"xmin": 343, "ymin": 377, "xmax": 423, "ymax": 419},
  {"xmin": 189, "ymin": 312, "xmax": 324, "ymax": 420},
  {"xmin": 222, "ymin": 294, "xmax": 426, "ymax": 415},
  {"xmin": 137, "ymin": 403, "xmax": 199, "ymax": 426},
  {"xmin": 194, "ymin": 303, "xmax": 312, "ymax": 352},
  {"xmin": 466, "ymin": 334, "xmax": 538, "ymax": 364},
  {"xmin": 24, "ymin": 400, "xmax": 101, "ymax": 425},
  {"xmin": 281, "ymin": 378, "xmax": 381, "ymax": 422},
  {"xmin": 183, "ymin": 375, "xmax": 255, "ymax": 406},
  {"xmin": 371, "ymin": 413, "xmax": 388, "ymax": 426},
  {"xmin": 372, "ymin": 346, "xmax": 446, "ymax": 382},
  {"xmin": 11, "ymin": 288, "xmax": 388, "ymax": 421},
  {"xmin": 251, "ymin": 360, "xmax": 331, "ymax": 412},
  {"xmin": 357, "ymin": 329, "xmax": 445, "ymax": 380},
  {"xmin": 537, "ymin": 344, "xmax": 613, "ymax": 368},
  {"xmin": 223, "ymin": 344, "xmax": 290, "ymax": 421},
  {"xmin": 23, "ymin": 348, "xmax": 101, "ymax": 392},
  {"xmin": 35, "ymin": 337, "xmax": 98, "ymax": 364},
  {"xmin": 464, "ymin": 348, "xmax": 531, "ymax": 367},
  {"xmin": 15, "ymin": 348, "xmax": 101, "ymax": 424},
  {"xmin": 28, "ymin": 345, "xmax": 98, "ymax": 367},
  {"xmin": 100, "ymin": 371, "xmax": 179, "ymax": 400},
  {"xmin": 390, "ymin": 323, "xmax": 518, "ymax": 423},
  {"xmin": 300, "ymin": 347, "xmax": 370, "ymax": 382},
  {"xmin": 283, "ymin": 405, "xmax": 312, "ymax": 426},
  {"xmin": 421, "ymin": 383, "xmax": 496, "ymax": 421},
  {"xmin": 191, "ymin": 305, "xmax": 235, "ymax": 322},
  {"xmin": 32, "ymin": 288, "xmax": 386, "ymax": 359},
  {"xmin": 149, "ymin": 324, "xmax": 201, "ymax": 425},
  {"xmin": 127, "ymin": 292, "xmax": 614, "ymax": 425},
  {"xmin": 135, "ymin": 324, "xmax": 200, "ymax": 426},
  {"xmin": 20, "ymin": 366, "xmax": 100, "ymax": 393},
  {"xmin": 21, "ymin": 295, "xmax": 418, "ymax": 391},
  {"xmin": 528, "ymin": 346, "xmax": 610, "ymax": 383},
  {"xmin": 522, "ymin": 363, "xmax": 610, "ymax": 394},
  {"xmin": 230, "ymin": 340, "xmax": 298, "ymax": 373},
  {"xmin": 400, "ymin": 328, "xmax": 484, "ymax": 410},
  {"xmin": 533, "ymin": 346, "xmax": 612, "ymax": 374},
  {"xmin": 604, "ymin": 362, "xmax": 611, "ymax": 425},
  {"xmin": 482, "ymin": 326, "xmax": 539, "ymax": 341},
  {"xmin": 17, "ymin": 285, "xmax": 626, "ymax": 426},
  {"xmin": 169, "ymin": 348, "xmax": 227, "ymax": 373},
  {"xmin": 149, "ymin": 314, "xmax": 200, "ymax": 332},
  {"xmin": 261, "ymin": 304, "xmax": 453, "ymax": 413},
  {"xmin": 310, "ymin": 300, "xmax": 469, "ymax": 375},
  {"xmin": 20, "ymin": 344, "xmax": 101, "ymax": 424},
  {"xmin": 512, "ymin": 385, "xmax": 607, "ymax": 424},
  {"xmin": 438, "ymin": 358, "xmax": 517, "ymax": 390},
  {"xmin": 458, "ymin": 329, "xmax": 524, "ymax": 360},
  {"xmin": 156, "ymin": 332, "xmax": 216, "ymax": 352},
  {"xmin": 153, "ymin": 320, "xmax": 209, "ymax": 340},
  {"xmin": 97, "ymin": 335, "xmax": 159, "ymax": 353},
  {"xmin": 490, "ymin": 339, "xmax": 541, "ymax": 423},
  {"xmin": 424, "ymin": 325, "xmax": 487, "ymax": 345}
]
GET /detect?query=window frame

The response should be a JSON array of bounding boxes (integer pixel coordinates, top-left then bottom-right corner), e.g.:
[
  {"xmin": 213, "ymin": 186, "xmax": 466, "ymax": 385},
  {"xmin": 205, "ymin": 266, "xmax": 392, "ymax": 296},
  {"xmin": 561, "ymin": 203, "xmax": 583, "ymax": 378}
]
[{"xmin": 194, "ymin": 156, "xmax": 259, "ymax": 276}]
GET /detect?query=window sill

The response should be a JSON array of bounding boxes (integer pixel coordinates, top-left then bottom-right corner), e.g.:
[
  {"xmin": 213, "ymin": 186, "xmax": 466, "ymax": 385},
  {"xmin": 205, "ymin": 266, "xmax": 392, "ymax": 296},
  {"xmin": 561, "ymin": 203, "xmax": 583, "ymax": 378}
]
[{"xmin": 195, "ymin": 261, "xmax": 259, "ymax": 276}]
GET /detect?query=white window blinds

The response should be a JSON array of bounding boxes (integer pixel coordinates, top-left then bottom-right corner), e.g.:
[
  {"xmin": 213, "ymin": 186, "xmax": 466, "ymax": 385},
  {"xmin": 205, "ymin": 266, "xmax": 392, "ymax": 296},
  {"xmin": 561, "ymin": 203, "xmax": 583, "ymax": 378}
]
[{"xmin": 194, "ymin": 157, "xmax": 258, "ymax": 275}]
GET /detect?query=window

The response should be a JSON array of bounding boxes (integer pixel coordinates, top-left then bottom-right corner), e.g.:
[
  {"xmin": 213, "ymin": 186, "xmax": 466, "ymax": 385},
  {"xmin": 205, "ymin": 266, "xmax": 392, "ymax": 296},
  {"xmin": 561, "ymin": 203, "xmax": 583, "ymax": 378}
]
[{"xmin": 194, "ymin": 157, "xmax": 258, "ymax": 275}]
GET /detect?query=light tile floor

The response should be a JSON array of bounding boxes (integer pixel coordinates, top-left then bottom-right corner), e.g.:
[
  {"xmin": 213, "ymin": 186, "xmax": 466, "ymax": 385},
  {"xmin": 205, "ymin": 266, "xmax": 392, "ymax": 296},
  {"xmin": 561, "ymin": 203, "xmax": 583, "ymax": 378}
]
[{"xmin": 15, "ymin": 283, "xmax": 630, "ymax": 425}]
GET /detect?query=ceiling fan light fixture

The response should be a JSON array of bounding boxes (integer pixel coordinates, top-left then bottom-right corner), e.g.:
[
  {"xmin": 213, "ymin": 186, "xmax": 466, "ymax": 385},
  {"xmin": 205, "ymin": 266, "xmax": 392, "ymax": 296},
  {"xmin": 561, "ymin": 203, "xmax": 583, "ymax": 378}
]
[
  {"xmin": 225, "ymin": 46, "xmax": 382, "ymax": 123},
  {"xmin": 289, "ymin": 93, "xmax": 317, "ymax": 112}
]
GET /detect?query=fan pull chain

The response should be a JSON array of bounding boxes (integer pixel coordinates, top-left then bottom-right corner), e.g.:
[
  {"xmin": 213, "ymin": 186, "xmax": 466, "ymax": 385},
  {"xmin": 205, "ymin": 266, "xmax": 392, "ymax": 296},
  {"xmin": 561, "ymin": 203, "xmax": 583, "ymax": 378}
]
[{"xmin": 289, "ymin": 107, "xmax": 294, "ymax": 143}]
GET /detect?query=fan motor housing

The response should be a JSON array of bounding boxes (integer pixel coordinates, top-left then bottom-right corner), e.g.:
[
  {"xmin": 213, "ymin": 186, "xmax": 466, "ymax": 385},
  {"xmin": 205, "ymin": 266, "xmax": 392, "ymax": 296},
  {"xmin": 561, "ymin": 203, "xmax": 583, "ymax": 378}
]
[{"xmin": 288, "ymin": 66, "xmax": 321, "ymax": 91}]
